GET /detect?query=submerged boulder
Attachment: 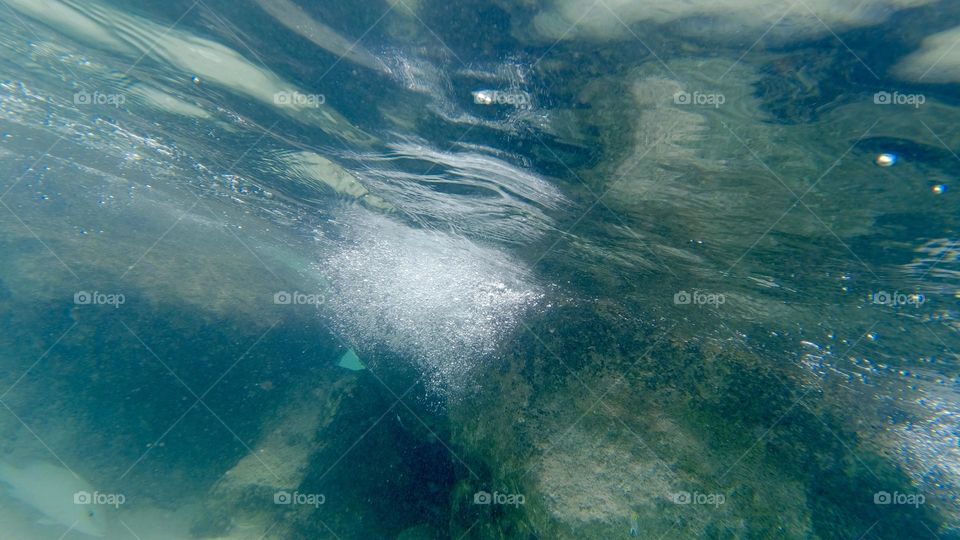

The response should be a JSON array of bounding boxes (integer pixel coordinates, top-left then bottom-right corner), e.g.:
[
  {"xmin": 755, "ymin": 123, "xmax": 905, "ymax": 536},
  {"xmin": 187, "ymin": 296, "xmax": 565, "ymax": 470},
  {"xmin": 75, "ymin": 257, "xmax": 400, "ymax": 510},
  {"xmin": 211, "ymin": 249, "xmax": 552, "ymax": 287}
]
[{"xmin": 190, "ymin": 377, "xmax": 355, "ymax": 539}]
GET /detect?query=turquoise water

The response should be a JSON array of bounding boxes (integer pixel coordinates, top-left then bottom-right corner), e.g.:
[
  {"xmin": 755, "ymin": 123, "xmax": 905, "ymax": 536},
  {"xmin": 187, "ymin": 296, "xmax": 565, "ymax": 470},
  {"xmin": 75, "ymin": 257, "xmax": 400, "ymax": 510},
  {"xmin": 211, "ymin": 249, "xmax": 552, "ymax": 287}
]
[{"xmin": 0, "ymin": 0, "xmax": 958, "ymax": 538}]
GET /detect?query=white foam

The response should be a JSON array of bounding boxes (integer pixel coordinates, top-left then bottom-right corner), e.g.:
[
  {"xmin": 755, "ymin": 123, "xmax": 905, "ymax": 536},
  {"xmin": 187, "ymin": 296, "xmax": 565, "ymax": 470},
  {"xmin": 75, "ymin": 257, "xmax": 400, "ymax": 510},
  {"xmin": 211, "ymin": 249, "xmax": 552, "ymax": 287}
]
[{"xmin": 319, "ymin": 209, "xmax": 543, "ymax": 393}]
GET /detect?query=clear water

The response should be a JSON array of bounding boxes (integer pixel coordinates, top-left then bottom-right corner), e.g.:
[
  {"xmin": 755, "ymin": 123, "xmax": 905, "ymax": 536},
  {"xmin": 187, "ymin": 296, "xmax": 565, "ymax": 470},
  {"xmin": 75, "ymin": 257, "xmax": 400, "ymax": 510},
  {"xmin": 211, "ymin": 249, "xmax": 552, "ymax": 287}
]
[{"xmin": 0, "ymin": 0, "xmax": 957, "ymax": 538}]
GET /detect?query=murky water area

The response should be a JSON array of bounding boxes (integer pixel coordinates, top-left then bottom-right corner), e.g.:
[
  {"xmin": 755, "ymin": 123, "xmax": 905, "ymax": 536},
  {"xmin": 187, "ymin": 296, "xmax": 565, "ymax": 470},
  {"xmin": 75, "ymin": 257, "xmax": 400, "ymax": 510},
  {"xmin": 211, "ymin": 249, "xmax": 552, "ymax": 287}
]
[{"xmin": 0, "ymin": 0, "xmax": 958, "ymax": 538}]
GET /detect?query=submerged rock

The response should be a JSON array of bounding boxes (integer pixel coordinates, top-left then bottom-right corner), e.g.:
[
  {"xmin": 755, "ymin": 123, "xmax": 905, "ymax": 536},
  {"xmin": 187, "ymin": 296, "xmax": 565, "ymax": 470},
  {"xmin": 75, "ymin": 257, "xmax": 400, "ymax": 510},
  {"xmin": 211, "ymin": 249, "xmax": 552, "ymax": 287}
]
[
  {"xmin": 446, "ymin": 302, "xmax": 943, "ymax": 538},
  {"xmin": 190, "ymin": 378, "xmax": 354, "ymax": 538}
]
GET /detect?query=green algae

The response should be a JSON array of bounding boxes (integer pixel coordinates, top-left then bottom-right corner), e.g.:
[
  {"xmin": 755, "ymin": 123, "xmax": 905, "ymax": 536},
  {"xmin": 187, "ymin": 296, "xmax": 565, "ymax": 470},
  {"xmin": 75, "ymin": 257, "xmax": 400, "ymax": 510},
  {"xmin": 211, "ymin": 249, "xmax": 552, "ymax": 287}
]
[{"xmin": 445, "ymin": 302, "xmax": 947, "ymax": 539}]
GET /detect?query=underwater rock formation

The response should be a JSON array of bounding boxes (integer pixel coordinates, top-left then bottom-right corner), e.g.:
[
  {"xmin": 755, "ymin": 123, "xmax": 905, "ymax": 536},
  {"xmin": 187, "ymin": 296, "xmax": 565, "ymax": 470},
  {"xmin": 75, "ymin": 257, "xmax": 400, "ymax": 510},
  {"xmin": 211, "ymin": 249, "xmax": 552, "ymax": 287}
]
[{"xmin": 190, "ymin": 377, "xmax": 355, "ymax": 538}]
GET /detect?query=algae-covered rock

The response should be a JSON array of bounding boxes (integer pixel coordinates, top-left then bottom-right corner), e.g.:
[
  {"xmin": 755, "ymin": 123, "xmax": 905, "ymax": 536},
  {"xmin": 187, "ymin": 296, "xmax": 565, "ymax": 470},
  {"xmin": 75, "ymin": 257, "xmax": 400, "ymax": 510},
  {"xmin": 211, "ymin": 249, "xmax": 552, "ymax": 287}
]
[
  {"xmin": 446, "ymin": 302, "xmax": 943, "ymax": 538},
  {"xmin": 190, "ymin": 377, "xmax": 355, "ymax": 538}
]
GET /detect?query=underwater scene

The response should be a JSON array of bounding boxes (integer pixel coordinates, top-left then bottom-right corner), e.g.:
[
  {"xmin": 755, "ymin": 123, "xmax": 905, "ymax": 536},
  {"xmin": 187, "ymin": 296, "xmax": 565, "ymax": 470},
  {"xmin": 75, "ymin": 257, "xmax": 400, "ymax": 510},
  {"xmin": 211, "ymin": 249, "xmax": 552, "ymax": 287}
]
[{"xmin": 0, "ymin": 0, "xmax": 958, "ymax": 538}]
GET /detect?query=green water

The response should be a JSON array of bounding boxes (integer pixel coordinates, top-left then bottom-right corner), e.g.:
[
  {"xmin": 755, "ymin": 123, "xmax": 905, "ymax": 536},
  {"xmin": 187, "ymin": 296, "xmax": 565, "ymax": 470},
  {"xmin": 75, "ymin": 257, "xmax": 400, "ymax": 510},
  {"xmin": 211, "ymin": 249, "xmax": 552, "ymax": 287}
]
[{"xmin": 0, "ymin": 0, "xmax": 957, "ymax": 538}]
